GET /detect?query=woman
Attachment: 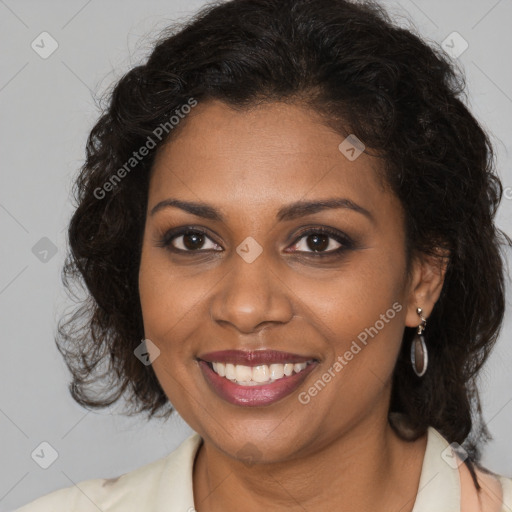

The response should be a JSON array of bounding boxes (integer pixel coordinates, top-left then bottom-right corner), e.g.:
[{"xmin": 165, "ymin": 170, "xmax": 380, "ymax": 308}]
[{"xmin": 16, "ymin": 0, "xmax": 512, "ymax": 510}]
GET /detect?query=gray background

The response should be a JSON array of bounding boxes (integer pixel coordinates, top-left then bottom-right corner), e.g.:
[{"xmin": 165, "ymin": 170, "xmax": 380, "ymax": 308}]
[{"xmin": 1, "ymin": 0, "xmax": 511, "ymax": 510}]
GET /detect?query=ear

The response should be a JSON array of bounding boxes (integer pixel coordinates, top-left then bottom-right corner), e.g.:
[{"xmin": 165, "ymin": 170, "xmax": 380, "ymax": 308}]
[{"xmin": 405, "ymin": 250, "xmax": 449, "ymax": 328}]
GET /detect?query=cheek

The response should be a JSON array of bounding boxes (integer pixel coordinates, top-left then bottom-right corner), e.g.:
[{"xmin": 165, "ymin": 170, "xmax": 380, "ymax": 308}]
[
  {"xmin": 295, "ymin": 247, "xmax": 407, "ymax": 397},
  {"xmin": 298, "ymin": 249, "xmax": 406, "ymax": 338},
  {"xmin": 138, "ymin": 246, "xmax": 204, "ymax": 415},
  {"xmin": 137, "ymin": 240, "xmax": 222, "ymax": 409},
  {"xmin": 138, "ymin": 240, "xmax": 206, "ymax": 341},
  {"xmin": 295, "ymin": 277, "xmax": 406, "ymax": 430}
]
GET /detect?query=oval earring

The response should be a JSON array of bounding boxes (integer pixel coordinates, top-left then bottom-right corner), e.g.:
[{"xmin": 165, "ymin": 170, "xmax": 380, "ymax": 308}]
[{"xmin": 411, "ymin": 307, "xmax": 428, "ymax": 377}]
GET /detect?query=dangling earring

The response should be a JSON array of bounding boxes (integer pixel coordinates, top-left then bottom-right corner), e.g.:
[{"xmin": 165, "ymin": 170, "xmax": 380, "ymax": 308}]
[{"xmin": 411, "ymin": 307, "xmax": 428, "ymax": 377}]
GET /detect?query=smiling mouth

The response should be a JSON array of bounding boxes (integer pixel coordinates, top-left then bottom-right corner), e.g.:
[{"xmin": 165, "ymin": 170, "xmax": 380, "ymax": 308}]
[
  {"xmin": 206, "ymin": 361, "xmax": 316, "ymax": 386},
  {"xmin": 197, "ymin": 349, "xmax": 319, "ymax": 406}
]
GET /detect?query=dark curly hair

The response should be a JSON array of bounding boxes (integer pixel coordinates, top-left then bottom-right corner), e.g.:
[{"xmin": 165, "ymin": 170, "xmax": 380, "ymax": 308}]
[{"xmin": 58, "ymin": 0, "xmax": 510, "ymax": 488}]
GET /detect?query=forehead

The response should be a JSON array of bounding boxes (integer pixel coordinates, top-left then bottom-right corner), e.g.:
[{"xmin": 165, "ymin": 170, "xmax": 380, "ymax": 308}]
[{"xmin": 148, "ymin": 100, "xmax": 395, "ymax": 221}]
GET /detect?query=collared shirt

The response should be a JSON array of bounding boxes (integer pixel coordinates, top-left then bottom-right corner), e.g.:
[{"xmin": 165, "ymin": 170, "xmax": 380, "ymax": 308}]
[{"xmin": 15, "ymin": 427, "xmax": 512, "ymax": 511}]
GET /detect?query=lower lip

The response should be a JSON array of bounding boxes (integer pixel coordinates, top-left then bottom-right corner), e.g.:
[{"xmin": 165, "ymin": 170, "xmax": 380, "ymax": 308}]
[{"xmin": 198, "ymin": 360, "xmax": 317, "ymax": 407}]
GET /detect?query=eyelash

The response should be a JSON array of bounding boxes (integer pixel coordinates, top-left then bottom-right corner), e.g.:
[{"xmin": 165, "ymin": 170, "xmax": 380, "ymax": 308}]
[{"xmin": 156, "ymin": 226, "xmax": 354, "ymax": 257}]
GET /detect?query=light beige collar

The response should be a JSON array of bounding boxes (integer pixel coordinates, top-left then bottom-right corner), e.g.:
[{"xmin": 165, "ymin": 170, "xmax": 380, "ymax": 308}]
[
  {"xmin": 146, "ymin": 427, "xmax": 458, "ymax": 512},
  {"xmin": 137, "ymin": 427, "xmax": 505, "ymax": 512},
  {"xmin": 411, "ymin": 427, "xmax": 461, "ymax": 512}
]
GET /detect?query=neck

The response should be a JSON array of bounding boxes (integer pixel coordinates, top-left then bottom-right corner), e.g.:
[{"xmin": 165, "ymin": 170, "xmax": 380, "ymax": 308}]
[{"xmin": 192, "ymin": 412, "xmax": 428, "ymax": 512}]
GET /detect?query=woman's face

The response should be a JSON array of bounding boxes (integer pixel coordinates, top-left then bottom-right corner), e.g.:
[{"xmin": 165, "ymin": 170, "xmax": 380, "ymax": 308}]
[{"xmin": 138, "ymin": 99, "xmax": 439, "ymax": 462}]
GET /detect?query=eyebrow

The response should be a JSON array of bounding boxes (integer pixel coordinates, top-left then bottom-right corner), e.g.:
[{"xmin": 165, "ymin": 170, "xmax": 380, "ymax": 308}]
[{"xmin": 150, "ymin": 197, "xmax": 373, "ymax": 223}]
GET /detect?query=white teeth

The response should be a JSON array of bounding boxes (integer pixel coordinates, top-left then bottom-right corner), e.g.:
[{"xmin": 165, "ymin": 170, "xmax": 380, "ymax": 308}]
[
  {"xmin": 294, "ymin": 362, "xmax": 307, "ymax": 373},
  {"xmin": 269, "ymin": 364, "xmax": 284, "ymax": 379},
  {"xmin": 209, "ymin": 361, "xmax": 312, "ymax": 385},
  {"xmin": 252, "ymin": 365, "xmax": 270, "ymax": 383},
  {"xmin": 283, "ymin": 363, "xmax": 294, "ymax": 376},
  {"xmin": 235, "ymin": 365, "xmax": 252, "ymax": 382},
  {"xmin": 225, "ymin": 363, "xmax": 236, "ymax": 380},
  {"xmin": 215, "ymin": 362, "xmax": 226, "ymax": 377}
]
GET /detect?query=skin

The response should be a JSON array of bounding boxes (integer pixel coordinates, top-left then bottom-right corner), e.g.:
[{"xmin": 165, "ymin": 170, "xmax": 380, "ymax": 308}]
[{"xmin": 138, "ymin": 99, "xmax": 447, "ymax": 512}]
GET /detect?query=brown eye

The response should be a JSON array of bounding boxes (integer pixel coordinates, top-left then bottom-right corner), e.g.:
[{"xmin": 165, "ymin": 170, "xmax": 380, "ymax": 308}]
[
  {"xmin": 305, "ymin": 233, "xmax": 330, "ymax": 252},
  {"xmin": 162, "ymin": 229, "xmax": 222, "ymax": 252},
  {"xmin": 182, "ymin": 231, "xmax": 206, "ymax": 250},
  {"xmin": 291, "ymin": 231, "xmax": 343, "ymax": 253}
]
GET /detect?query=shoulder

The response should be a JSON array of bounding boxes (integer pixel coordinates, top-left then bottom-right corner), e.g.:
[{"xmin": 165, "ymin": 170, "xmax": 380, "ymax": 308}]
[
  {"xmin": 14, "ymin": 475, "xmax": 113, "ymax": 512},
  {"xmin": 13, "ymin": 458, "xmax": 170, "ymax": 512},
  {"xmin": 413, "ymin": 425, "xmax": 512, "ymax": 512},
  {"xmin": 496, "ymin": 473, "xmax": 512, "ymax": 512},
  {"xmin": 458, "ymin": 453, "xmax": 512, "ymax": 512},
  {"xmin": 14, "ymin": 433, "xmax": 202, "ymax": 512}
]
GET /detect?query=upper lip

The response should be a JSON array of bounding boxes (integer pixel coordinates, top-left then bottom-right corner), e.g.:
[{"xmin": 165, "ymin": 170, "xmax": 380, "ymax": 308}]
[{"xmin": 198, "ymin": 350, "xmax": 317, "ymax": 366}]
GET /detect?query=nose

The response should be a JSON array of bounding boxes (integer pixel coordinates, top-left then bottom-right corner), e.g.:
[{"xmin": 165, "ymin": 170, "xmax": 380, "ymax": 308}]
[{"xmin": 210, "ymin": 249, "xmax": 294, "ymax": 334}]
